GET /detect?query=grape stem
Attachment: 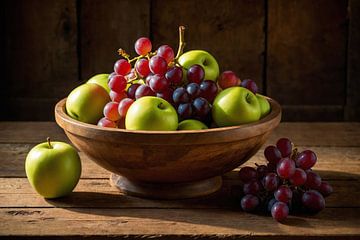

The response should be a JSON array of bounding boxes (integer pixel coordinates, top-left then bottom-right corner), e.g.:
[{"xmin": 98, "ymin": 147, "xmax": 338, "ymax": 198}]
[
  {"xmin": 47, "ymin": 137, "xmax": 53, "ymax": 149},
  {"xmin": 175, "ymin": 26, "xmax": 186, "ymax": 60}
]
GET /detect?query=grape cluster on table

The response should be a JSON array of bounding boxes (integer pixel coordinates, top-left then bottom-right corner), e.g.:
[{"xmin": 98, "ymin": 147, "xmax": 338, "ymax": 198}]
[
  {"xmin": 97, "ymin": 37, "xmax": 259, "ymax": 128},
  {"xmin": 239, "ymin": 138, "xmax": 333, "ymax": 222}
]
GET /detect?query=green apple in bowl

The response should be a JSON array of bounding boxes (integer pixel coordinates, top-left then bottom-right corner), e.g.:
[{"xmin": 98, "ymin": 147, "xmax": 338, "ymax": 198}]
[
  {"xmin": 87, "ymin": 73, "xmax": 110, "ymax": 93},
  {"xmin": 66, "ymin": 83, "xmax": 110, "ymax": 124},
  {"xmin": 178, "ymin": 119, "xmax": 208, "ymax": 130},
  {"xmin": 25, "ymin": 138, "xmax": 81, "ymax": 199},
  {"xmin": 126, "ymin": 96, "xmax": 178, "ymax": 131},
  {"xmin": 256, "ymin": 94, "xmax": 271, "ymax": 118},
  {"xmin": 178, "ymin": 50, "xmax": 219, "ymax": 81},
  {"xmin": 212, "ymin": 87, "xmax": 261, "ymax": 127}
]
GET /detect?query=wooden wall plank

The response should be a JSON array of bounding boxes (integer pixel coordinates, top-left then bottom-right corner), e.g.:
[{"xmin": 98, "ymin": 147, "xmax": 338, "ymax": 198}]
[
  {"xmin": 80, "ymin": 0, "xmax": 150, "ymax": 81},
  {"xmin": 151, "ymin": 0, "xmax": 265, "ymax": 92},
  {"xmin": 345, "ymin": 0, "xmax": 360, "ymax": 120},
  {"xmin": 2, "ymin": 0, "xmax": 79, "ymax": 120},
  {"xmin": 267, "ymin": 0, "xmax": 348, "ymax": 121}
]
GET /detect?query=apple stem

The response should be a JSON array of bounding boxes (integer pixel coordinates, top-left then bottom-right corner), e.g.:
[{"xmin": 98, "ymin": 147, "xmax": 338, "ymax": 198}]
[
  {"xmin": 47, "ymin": 137, "xmax": 53, "ymax": 149},
  {"xmin": 175, "ymin": 26, "xmax": 186, "ymax": 60}
]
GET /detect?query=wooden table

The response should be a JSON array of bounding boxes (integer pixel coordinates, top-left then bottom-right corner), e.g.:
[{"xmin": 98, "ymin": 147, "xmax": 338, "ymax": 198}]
[{"xmin": 0, "ymin": 122, "xmax": 359, "ymax": 239}]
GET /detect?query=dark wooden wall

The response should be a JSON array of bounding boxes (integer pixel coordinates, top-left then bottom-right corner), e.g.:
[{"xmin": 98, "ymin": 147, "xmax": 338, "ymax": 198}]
[{"xmin": 1, "ymin": 0, "xmax": 359, "ymax": 121}]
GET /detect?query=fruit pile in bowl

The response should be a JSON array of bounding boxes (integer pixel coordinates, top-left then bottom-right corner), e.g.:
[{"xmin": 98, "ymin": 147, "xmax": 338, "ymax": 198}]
[{"xmin": 55, "ymin": 26, "xmax": 281, "ymax": 199}]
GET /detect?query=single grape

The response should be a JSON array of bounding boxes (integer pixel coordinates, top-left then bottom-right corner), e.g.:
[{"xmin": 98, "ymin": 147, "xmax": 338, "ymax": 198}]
[
  {"xmin": 318, "ymin": 181, "xmax": 333, "ymax": 197},
  {"xmin": 199, "ymin": 80, "xmax": 218, "ymax": 103},
  {"xmin": 157, "ymin": 45, "xmax": 175, "ymax": 63},
  {"xmin": 243, "ymin": 180, "xmax": 261, "ymax": 195},
  {"xmin": 109, "ymin": 90, "xmax": 127, "ymax": 102},
  {"xmin": 149, "ymin": 56, "xmax": 167, "ymax": 75},
  {"xmin": 108, "ymin": 75, "xmax": 127, "ymax": 93},
  {"xmin": 305, "ymin": 171, "xmax": 322, "ymax": 189},
  {"xmin": 186, "ymin": 83, "xmax": 201, "ymax": 99},
  {"xmin": 135, "ymin": 58, "xmax": 151, "ymax": 77},
  {"xmin": 187, "ymin": 64, "xmax": 205, "ymax": 84},
  {"xmin": 274, "ymin": 185, "xmax": 293, "ymax": 203},
  {"xmin": 256, "ymin": 165, "xmax": 268, "ymax": 178},
  {"xmin": 238, "ymin": 166, "xmax": 257, "ymax": 183},
  {"xmin": 263, "ymin": 172, "xmax": 279, "ymax": 191},
  {"xmin": 135, "ymin": 84, "xmax": 156, "ymax": 99},
  {"xmin": 114, "ymin": 59, "xmax": 131, "ymax": 76},
  {"xmin": 276, "ymin": 158, "xmax": 296, "ymax": 179},
  {"xmin": 103, "ymin": 101, "xmax": 120, "ymax": 122},
  {"xmin": 165, "ymin": 66, "xmax": 183, "ymax": 85},
  {"xmin": 145, "ymin": 74, "xmax": 153, "ymax": 86},
  {"xmin": 301, "ymin": 190, "xmax": 325, "ymax": 213},
  {"xmin": 157, "ymin": 88, "xmax": 174, "ymax": 104},
  {"xmin": 149, "ymin": 74, "xmax": 169, "ymax": 93},
  {"xmin": 296, "ymin": 150, "xmax": 317, "ymax": 170},
  {"xmin": 127, "ymin": 83, "xmax": 141, "ymax": 99},
  {"xmin": 192, "ymin": 97, "xmax": 211, "ymax": 120},
  {"xmin": 240, "ymin": 79, "xmax": 258, "ymax": 94},
  {"xmin": 271, "ymin": 202, "xmax": 289, "ymax": 222},
  {"xmin": 289, "ymin": 168, "xmax": 307, "ymax": 186},
  {"xmin": 134, "ymin": 37, "xmax": 152, "ymax": 55},
  {"xmin": 97, "ymin": 117, "xmax": 117, "ymax": 128},
  {"xmin": 264, "ymin": 146, "xmax": 282, "ymax": 164},
  {"xmin": 241, "ymin": 194, "xmax": 259, "ymax": 212},
  {"xmin": 276, "ymin": 138, "xmax": 293, "ymax": 157},
  {"xmin": 173, "ymin": 87, "xmax": 190, "ymax": 104},
  {"xmin": 118, "ymin": 98, "xmax": 134, "ymax": 118},
  {"xmin": 267, "ymin": 198, "xmax": 277, "ymax": 212},
  {"xmin": 177, "ymin": 103, "xmax": 193, "ymax": 120},
  {"xmin": 218, "ymin": 71, "xmax": 240, "ymax": 89}
]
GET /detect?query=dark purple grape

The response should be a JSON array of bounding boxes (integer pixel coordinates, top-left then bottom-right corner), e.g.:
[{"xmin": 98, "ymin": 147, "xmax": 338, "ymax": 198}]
[
  {"xmin": 276, "ymin": 158, "xmax": 296, "ymax": 179},
  {"xmin": 165, "ymin": 66, "xmax": 183, "ymax": 85},
  {"xmin": 289, "ymin": 168, "xmax": 307, "ymax": 186},
  {"xmin": 149, "ymin": 74, "xmax": 169, "ymax": 93},
  {"xmin": 186, "ymin": 83, "xmax": 201, "ymax": 99},
  {"xmin": 296, "ymin": 150, "xmax": 317, "ymax": 170},
  {"xmin": 238, "ymin": 166, "xmax": 257, "ymax": 183},
  {"xmin": 192, "ymin": 97, "xmax": 211, "ymax": 121},
  {"xmin": 264, "ymin": 146, "xmax": 282, "ymax": 164},
  {"xmin": 243, "ymin": 180, "xmax": 261, "ymax": 195},
  {"xmin": 172, "ymin": 87, "xmax": 190, "ymax": 104},
  {"xmin": 177, "ymin": 103, "xmax": 192, "ymax": 120},
  {"xmin": 301, "ymin": 190, "xmax": 325, "ymax": 213},
  {"xmin": 240, "ymin": 79, "xmax": 258, "ymax": 94},
  {"xmin": 276, "ymin": 138, "xmax": 293, "ymax": 157},
  {"xmin": 256, "ymin": 165, "xmax": 268, "ymax": 178},
  {"xmin": 305, "ymin": 171, "xmax": 322, "ymax": 189},
  {"xmin": 263, "ymin": 173, "xmax": 279, "ymax": 191},
  {"xmin": 127, "ymin": 83, "xmax": 141, "ymax": 99},
  {"xmin": 135, "ymin": 84, "xmax": 156, "ymax": 99},
  {"xmin": 157, "ymin": 88, "xmax": 174, "ymax": 104},
  {"xmin": 271, "ymin": 202, "xmax": 289, "ymax": 222},
  {"xmin": 274, "ymin": 185, "xmax": 293, "ymax": 203},
  {"xmin": 199, "ymin": 80, "xmax": 218, "ymax": 103},
  {"xmin": 267, "ymin": 198, "xmax": 277, "ymax": 212},
  {"xmin": 187, "ymin": 64, "xmax": 205, "ymax": 84},
  {"xmin": 241, "ymin": 194, "xmax": 259, "ymax": 212},
  {"xmin": 318, "ymin": 181, "xmax": 333, "ymax": 197}
]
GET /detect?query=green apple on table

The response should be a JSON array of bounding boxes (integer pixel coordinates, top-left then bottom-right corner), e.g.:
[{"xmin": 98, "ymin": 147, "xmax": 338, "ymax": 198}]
[
  {"xmin": 126, "ymin": 96, "xmax": 178, "ymax": 131},
  {"xmin": 87, "ymin": 73, "xmax": 110, "ymax": 93},
  {"xmin": 178, "ymin": 50, "xmax": 220, "ymax": 81},
  {"xmin": 256, "ymin": 94, "xmax": 271, "ymax": 118},
  {"xmin": 212, "ymin": 87, "xmax": 261, "ymax": 127},
  {"xmin": 25, "ymin": 138, "xmax": 81, "ymax": 199},
  {"xmin": 178, "ymin": 119, "xmax": 208, "ymax": 130},
  {"xmin": 66, "ymin": 83, "xmax": 110, "ymax": 124}
]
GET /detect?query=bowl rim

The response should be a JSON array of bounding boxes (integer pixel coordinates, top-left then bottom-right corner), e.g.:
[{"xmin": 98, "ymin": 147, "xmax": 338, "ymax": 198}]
[{"xmin": 55, "ymin": 97, "xmax": 281, "ymax": 144}]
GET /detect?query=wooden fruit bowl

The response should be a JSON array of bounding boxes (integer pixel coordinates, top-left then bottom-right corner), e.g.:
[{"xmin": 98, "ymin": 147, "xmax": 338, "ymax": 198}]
[{"xmin": 55, "ymin": 97, "xmax": 281, "ymax": 199}]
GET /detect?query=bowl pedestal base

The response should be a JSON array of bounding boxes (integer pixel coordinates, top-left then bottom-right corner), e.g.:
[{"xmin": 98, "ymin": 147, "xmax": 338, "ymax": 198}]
[{"xmin": 110, "ymin": 174, "xmax": 222, "ymax": 199}]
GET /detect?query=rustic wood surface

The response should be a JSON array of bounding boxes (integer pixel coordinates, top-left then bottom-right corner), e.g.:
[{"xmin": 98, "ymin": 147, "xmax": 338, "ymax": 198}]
[{"xmin": 0, "ymin": 122, "xmax": 359, "ymax": 239}]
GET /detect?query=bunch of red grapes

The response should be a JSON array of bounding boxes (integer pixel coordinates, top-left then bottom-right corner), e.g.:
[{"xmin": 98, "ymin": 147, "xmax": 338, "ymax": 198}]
[{"xmin": 239, "ymin": 138, "xmax": 333, "ymax": 222}]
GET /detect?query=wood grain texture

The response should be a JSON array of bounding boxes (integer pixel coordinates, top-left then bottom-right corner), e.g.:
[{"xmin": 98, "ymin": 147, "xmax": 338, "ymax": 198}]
[
  {"xmin": 80, "ymin": 0, "xmax": 150, "ymax": 81},
  {"xmin": 151, "ymin": 0, "xmax": 265, "ymax": 91},
  {"xmin": 2, "ymin": 0, "xmax": 79, "ymax": 120},
  {"xmin": 345, "ymin": 0, "xmax": 360, "ymax": 120},
  {"xmin": 267, "ymin": 0, "xmax": 348, "ymax": 120}
]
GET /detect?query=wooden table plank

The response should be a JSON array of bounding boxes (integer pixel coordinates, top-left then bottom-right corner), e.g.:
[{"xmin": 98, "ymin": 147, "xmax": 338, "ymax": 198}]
[
  {"xmin": 0, "ymin": 208, "xmax": 359, "ymax": 237},
  {"xmin": 1, "ymin": 122, "xmax": 359, "ymax": 147}
]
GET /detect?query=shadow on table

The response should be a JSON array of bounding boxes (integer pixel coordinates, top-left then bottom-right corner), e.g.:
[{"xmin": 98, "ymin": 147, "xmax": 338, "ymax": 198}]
[{"xmin": 46, "ymin": 169, "xmax": 359, "ymax": 231}]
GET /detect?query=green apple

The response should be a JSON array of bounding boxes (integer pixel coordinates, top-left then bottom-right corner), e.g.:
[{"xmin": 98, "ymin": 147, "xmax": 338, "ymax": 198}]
[
  {"xmin": 87, "ymin": 73, "xmax": 110, "ymax": 93},
  {"xmin": 125, "ymin": 96, "xmax": 178, "ymax": 131},
  {"xmin": 178, "ymin": 50, "xmax": 219, "ymax": 81},
  {"xmin": 66, "ymin": 83, "xmax": 110, "ymax": 124},
  {"xmin": 25, "ymin": 139, "xmax": 81, "ymax": 198},
  {"xmin": 256, "ymin": 94, "xmax": 271, "ymax": 118},
  {"xmin": 178, "ymin": 119, "xmax": 208, "ymax": 130},
  {"xmin": 212, "ymin": 87, "xmax": 261, "ymax": 127}
]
